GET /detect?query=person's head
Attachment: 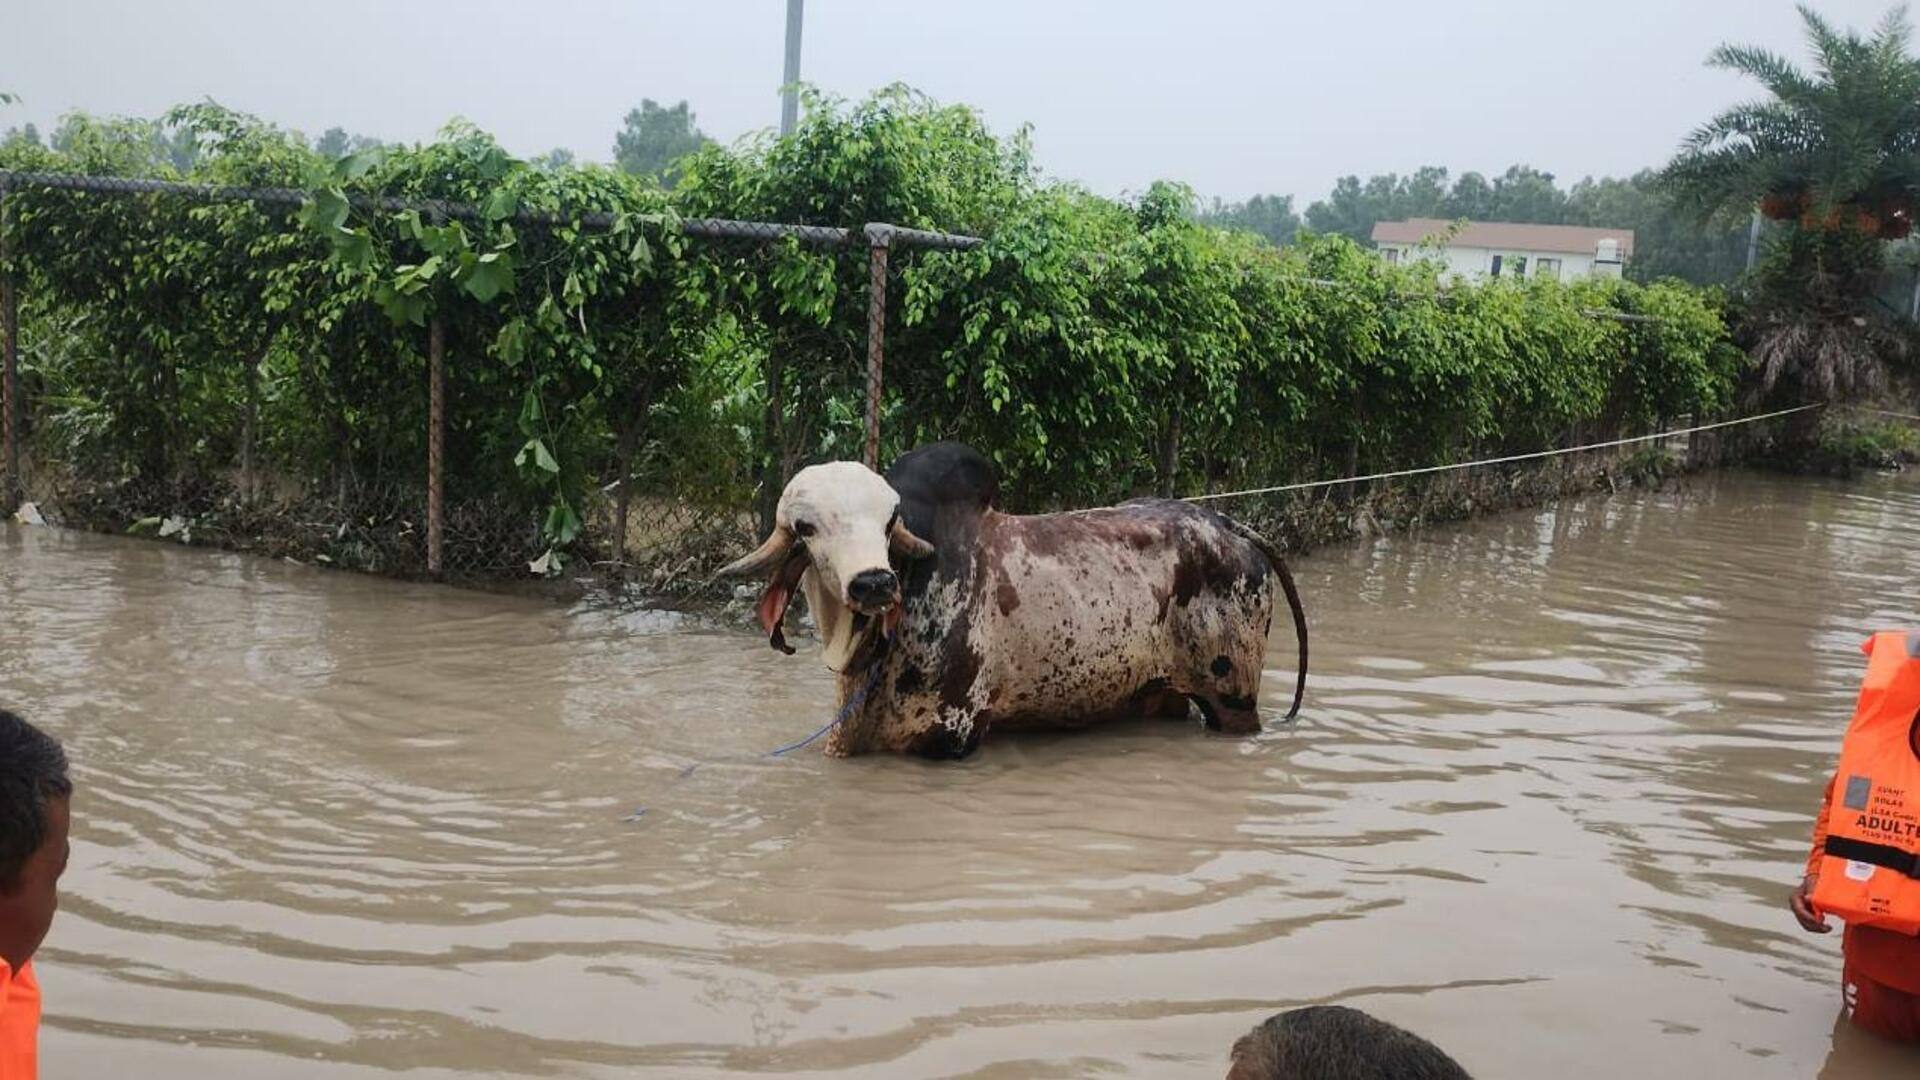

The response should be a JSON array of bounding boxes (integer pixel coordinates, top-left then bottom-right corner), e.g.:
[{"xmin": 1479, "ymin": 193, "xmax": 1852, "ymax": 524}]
[
  {"xmin": 0, "ymin": 709, "xmax": 71, "ymax": 972},
  {"xmin": 1228, "ymin": 1006, "xmax": 1471, "ymax": 1080}
]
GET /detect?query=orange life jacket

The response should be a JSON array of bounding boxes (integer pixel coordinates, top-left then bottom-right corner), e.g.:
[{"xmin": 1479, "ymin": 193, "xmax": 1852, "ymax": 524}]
[
  {"xmin": 1811, "ymin": 630, "xmax": 1920, "ymax": 935},
  {"xmin": 0, "ymin": 959, "xmax": 39, "ymax": 1080}
]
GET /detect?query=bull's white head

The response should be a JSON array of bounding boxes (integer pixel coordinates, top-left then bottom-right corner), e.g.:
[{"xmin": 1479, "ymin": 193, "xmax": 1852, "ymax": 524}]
[{"xmin": 720, "ymin": 462, "xmax": 935, "ymax": 672}]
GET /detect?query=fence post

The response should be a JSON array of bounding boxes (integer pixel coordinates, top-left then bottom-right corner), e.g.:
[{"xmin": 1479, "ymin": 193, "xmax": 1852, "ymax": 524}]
[
  {"xmin": 427, "ymin": 314, "xmax": 445, "ymax": 577},
  {"xmin": 759, "ymin": 352, "xmax": 781, "ymax": 535},
  {"xmin": 0, "ymin": 181, "xmax": 18, "ymax": 516},
  {"xmin": 864, "ymin": 225, "xmax": 890, "ymax": 472},
  {"xmin": 240, "ymin": 351, "xmax": 261, "ymax": 505}
]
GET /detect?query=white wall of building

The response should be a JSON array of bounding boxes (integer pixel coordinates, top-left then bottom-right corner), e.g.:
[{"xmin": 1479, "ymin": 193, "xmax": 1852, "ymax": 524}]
[{"xmin": 1378, "ymin": 243, "xmax": 1621, "ymax": 281}]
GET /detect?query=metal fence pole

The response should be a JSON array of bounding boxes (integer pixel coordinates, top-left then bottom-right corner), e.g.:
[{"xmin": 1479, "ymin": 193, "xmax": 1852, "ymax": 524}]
[
  {"xmin": 781, "ymin": 0, "xmax": 805, "ymax": 136},
  {"xmin": 865, "ymin": 230, "xmax": 890, "ymax": 471},
  {"xmin": 427, "ymin": 315, "xmax": 445, "ymax": 576},
  {"xmin": 759, "ymin": 351, "xmax": 783, "ymax": 536},
  {"xmin": 240, "ymin": 350, "xmax": 261, "ymax": 505},
  {"xmin": 0, "ymin": 182, "xmax": 18, "ymax": 515}
]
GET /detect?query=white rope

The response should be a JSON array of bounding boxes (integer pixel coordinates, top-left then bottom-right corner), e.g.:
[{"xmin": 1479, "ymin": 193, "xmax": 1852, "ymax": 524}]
[
  {"xmin": 1863, "ymin": 407, "xmax": 1920, "ymax": 424},
  {"xmin": 1184, "ymin": 403, "xmax": 1825, "ymax": 503}
]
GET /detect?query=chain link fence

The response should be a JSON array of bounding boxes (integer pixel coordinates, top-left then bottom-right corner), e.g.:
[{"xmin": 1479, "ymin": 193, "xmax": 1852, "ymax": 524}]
[{"xmin": 0, "ymin": 169, "xmax": 979, "ymax": 594}]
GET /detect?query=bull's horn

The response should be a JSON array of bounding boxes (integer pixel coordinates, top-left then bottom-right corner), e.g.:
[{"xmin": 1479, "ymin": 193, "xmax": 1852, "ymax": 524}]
[
  {"xmin": 719, "ymin": 526, "xmax": 796, "ymax": 577},
  {"xmin": 890, "ymin": 518, "xmax": 935, "ymax": 558}
]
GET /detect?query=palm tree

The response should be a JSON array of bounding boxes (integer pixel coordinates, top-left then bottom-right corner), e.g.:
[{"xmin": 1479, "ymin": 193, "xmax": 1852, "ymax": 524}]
[
  {"xmin": 1664, "ymin": 5, "xmax": 1920, "ymax": 400},
  {"xmin": 1667, "ymin": 5, "xmax": 1920, "ymax": 233}
]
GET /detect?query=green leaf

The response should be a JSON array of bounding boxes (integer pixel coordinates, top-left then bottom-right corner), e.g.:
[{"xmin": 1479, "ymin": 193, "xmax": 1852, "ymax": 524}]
[
  {"xmin": 425, "ymin": 222, "xmax": 466, "ymax": 258},
  {"xmin": 516, "ymin": 437, "xmax": 560, "ymax": 474},
  {"xmin": 301, "ymin": 188, "xmax": 349, "ymax": 234},
  {"xmin": 495, "ymin": 319, "xmax": 530, "ymax": 365},
  {"xmin": 476, "ymin": 145, "xmax": 513, "ymax": 182},
  {"xmin": 375, "ymin": 285, "xmax": 428, "ymax": 327},
  {"xmin": 543, "ymin": 501, "xmax": 583, "ymax": 545},
  {"xmin": 462, "ymin": 250, "xmax": 515, "ymax": 302},
  {"xmin": 517, "ymin": 388, "xmax": 545, "ymax": 431},
  {"xmin": 481, "ymin": 188, "xmax": 519, "ymax": 222},
  {"xmin": 339, "ymin": 147, "xmax": 386, "ymax": 180},
  {"xmin": 334, "ymin": 227, "xmax": 373, "ymax": 270}
]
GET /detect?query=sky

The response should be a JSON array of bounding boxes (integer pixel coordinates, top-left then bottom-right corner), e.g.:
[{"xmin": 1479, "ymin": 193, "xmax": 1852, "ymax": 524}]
[{"xmin": 0, "ymin": 1, "xmax": 1907, "ymax": 206}]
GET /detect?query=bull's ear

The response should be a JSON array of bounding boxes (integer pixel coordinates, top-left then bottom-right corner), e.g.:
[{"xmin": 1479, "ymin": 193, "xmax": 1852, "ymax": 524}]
[
  {"xmin": 719, "ymin": 526, "xmax": 796, "ymax": 577},
  {"xmin": 889, "ymin": 517, "xmax": 935, "ymax": 559}
]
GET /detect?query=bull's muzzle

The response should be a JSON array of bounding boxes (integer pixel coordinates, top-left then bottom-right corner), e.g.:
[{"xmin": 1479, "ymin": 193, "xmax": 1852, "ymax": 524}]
[{"xmin": 846, "ymin": 568, "xmax": 899, "ymax": 612}]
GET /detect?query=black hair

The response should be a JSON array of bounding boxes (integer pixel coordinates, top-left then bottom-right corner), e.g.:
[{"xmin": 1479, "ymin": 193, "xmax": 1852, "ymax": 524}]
[
  {"xmin": 0, "ymin": 709, "xmax": 71, "ymax": 889},
  {"xmin": 1230, "ymin": 1006, "xmax": 1472, "ymax": 1080}
]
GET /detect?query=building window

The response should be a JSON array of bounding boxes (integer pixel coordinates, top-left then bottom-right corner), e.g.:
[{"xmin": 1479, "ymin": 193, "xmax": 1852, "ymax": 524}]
[
  {"xmin": 1511, "ymin": 255, "xmax": 1527, "ymax": 278},
  {"xmin": 1489, "ymin": 254, "xmax": 1503, "ymax": 277},
  {"xmin": 1535, "ymin": 257, "xmax": 1562, "ymax": 280},
  {"xmin": 1381, "ymin": 247, "xmax": 1400, "ymax": 264}
]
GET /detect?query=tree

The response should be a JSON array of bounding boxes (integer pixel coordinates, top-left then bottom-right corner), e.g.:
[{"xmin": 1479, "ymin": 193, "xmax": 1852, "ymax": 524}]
[
  {"xmin": 1566, "ymin": 170, "xmax": 1749, "ymax": 285},
  {"xmin": 1198, "ymin": 193, "xmax": 1301, "ymax": 246},
  {"xmin": 1303, "ymin": 168, "xmax": 1453, "ymax": 242},
  {"xmin": 1664, "ymin": 4, "xmax": 1920, "ymax": 400},
  {"xmin": 39, "ymin": 112, "xmax": 202, "ymax": 174},
  {"xmin": 1481, "ymin": 165, "xmax": 1569, "ymax": 223},
  {"xmin": 162, "ymin": 126, "xmax": 199, "ymax": 173},
  {"xmin": 535, "ymin": 147, "xmax": 576, "ymax": 170},
  {"xmin": 313, "ymin": 126, "xmax": 385, "ymax": 160},
  {"xmin": 612, "ymin": 99, "xmax": 708, "ymax": 186},
  {"xmin": 1664, "ymin": 5, "xmax": 1920, "ymax": 229},
  {"xmin": 1, "ymin": 122, "xmax": 40, "ymax": 148},
  {"xmin": 1442, "ymin": 171, "xmax": 1492, "ymax": 221}
]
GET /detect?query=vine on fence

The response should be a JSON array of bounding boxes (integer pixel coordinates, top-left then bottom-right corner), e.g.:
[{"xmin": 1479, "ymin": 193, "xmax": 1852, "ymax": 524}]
[{"xmin": 0, "ymin": 87, "xmax": 1746, "ymax": 584}]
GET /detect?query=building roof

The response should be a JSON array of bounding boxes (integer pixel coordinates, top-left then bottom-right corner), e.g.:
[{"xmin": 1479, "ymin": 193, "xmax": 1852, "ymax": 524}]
[{"xmin": 1370, "ymin": 218, "xmax": 1635, "ymax": 258}]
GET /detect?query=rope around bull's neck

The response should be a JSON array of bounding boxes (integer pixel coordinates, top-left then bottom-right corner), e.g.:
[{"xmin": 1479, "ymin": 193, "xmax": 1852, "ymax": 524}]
[
  {"xmin": 625, "ymin": 635, "xmax": 890, "ymax": 821},
  {"xmin": 765, "ymin": 642, "xmax": 890, "ymax": 757}
]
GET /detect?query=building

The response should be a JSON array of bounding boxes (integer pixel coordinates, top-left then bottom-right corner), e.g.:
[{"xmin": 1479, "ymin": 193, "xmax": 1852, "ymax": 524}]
[{"xmin": 1370, "ymin": 219, "xmax": 1634, "ymax": 281}]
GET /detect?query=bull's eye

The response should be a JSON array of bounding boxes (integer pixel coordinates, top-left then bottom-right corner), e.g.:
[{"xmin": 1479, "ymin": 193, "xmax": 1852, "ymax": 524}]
[{"xmin": 793, "ymin": 520, "xmax": 816, "ymax": 538}]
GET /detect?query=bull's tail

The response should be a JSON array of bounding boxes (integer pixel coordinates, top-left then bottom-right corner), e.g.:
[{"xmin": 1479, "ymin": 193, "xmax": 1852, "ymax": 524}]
[{"xmin": 1219, "ymin": 515, "xmax": 1308, "ymax": 721}]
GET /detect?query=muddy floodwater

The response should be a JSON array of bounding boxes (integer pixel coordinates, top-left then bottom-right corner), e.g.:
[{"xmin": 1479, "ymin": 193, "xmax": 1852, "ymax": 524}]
[{"xmin": 5, "ymin": 471, "xmax": 1920, "ymax": 1079}]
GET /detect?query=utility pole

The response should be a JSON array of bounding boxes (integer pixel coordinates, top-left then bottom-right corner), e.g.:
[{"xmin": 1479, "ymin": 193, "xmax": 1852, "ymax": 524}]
[
  {"xmin": 1745, "ymin": 208, "xmax": 1762, "ymax": 271},
  {"xmin": 763, "ymin": 0, "xmax": 805, "ymax": 532},
  {"xmin": 781, "ymin": 0, "xmax": 804, "ymax": 136}
]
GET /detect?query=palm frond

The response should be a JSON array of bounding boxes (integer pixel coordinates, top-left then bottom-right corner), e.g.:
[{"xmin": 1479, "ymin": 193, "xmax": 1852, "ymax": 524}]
[
  {"xmin": 1875, "ymin": 4, "xmax": 1914, "ymax": 59},
  {"xmin": 1799, "ymin": 4, "xmax": 1851, "ymax": 80},
  {"xmin": 1708, "ymin": 44, "xmax": 1819, "ymax": 103}
]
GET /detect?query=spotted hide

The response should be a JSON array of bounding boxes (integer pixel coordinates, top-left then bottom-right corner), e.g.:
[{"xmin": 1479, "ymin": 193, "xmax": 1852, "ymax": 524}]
[{"xmin": 723, "ymin": 442, "xmax": 1308, "ymax": 758}]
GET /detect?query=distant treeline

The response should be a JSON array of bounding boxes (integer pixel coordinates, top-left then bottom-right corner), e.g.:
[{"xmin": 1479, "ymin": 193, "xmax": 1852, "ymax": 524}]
[{"xmin": 1199, "ymin": 165, "xmax": 1754, "ymax": 287}]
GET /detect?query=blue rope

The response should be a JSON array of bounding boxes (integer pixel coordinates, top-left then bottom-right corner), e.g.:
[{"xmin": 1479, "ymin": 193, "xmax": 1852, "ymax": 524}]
[
  {"xmin": 625, "ymin": 643, "xmax": 889, "ymax": 822},
  {"xmin": 765, "ymin": 660, "xmax": 886, "ymax": 757}
]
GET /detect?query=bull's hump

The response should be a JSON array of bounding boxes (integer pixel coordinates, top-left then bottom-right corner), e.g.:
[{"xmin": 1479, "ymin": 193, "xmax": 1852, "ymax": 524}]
[{"xmin": 887, "ymin": 442, "xmax": 998, "ymax": 515}]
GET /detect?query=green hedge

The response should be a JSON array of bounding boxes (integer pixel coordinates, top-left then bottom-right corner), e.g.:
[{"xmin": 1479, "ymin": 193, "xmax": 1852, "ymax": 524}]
[{"xmin": 0, "ymin": 90, "xmax": 1746, "ymax": 572}]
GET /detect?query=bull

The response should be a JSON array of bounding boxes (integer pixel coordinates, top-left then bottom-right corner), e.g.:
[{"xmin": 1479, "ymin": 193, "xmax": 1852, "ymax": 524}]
[{"xmin": 721, "ymin": 442, "xmax": 1307, "ymax": 758}]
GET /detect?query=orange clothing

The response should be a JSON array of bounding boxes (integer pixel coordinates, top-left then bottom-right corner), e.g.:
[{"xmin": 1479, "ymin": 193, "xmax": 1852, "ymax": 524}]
[
  {"xmin": 0, "ymin": 959, "xmax": 39, "ymax": 1080},
  {"xmin": 1809, "ymin": 774, "xmax": 1920, "ymax": 997},
  {"xmin": 1843, "ymin": 955, "xmax": 1920, "ymax": 1043}
]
